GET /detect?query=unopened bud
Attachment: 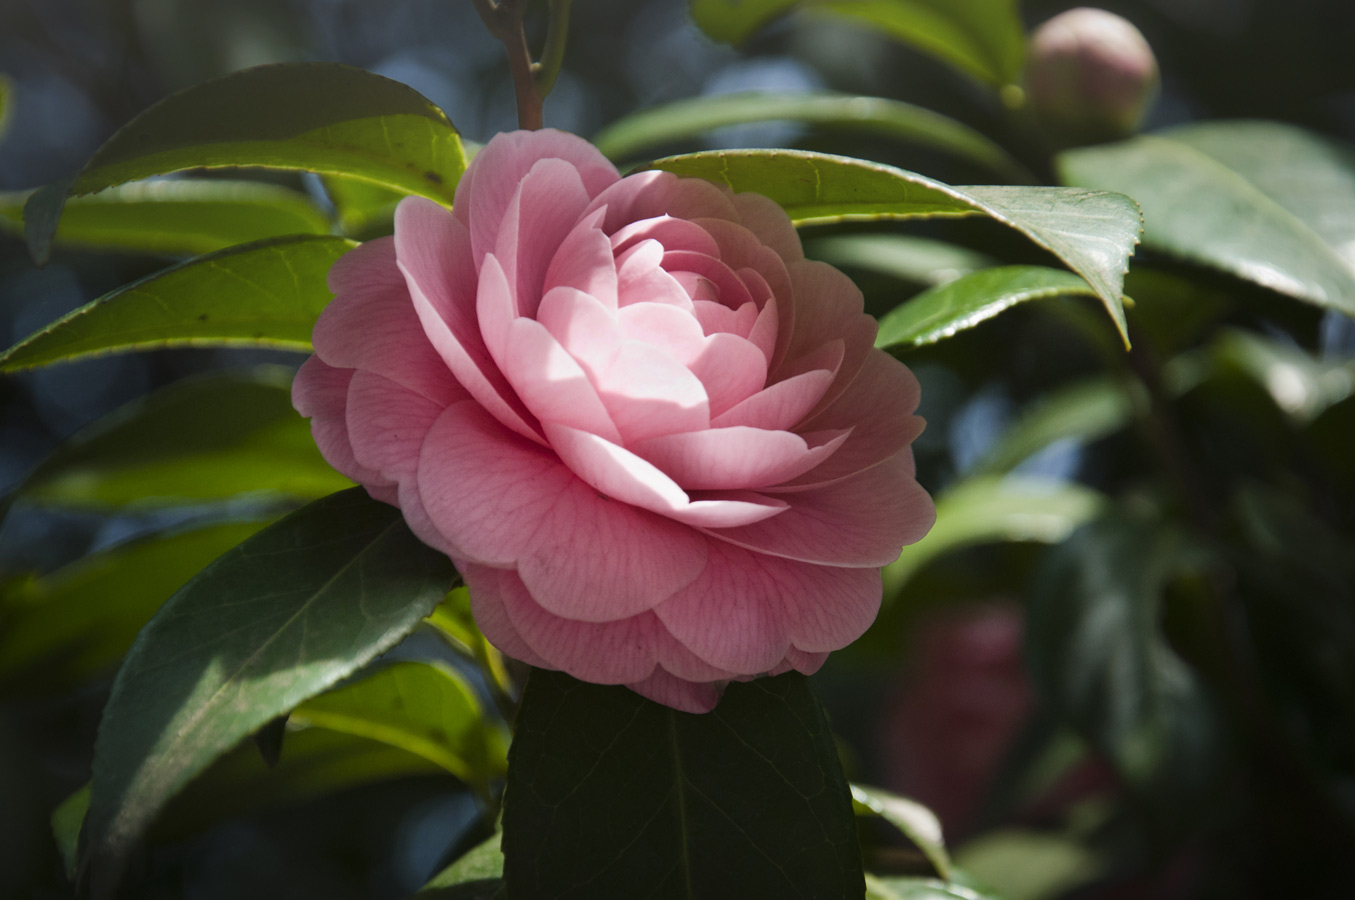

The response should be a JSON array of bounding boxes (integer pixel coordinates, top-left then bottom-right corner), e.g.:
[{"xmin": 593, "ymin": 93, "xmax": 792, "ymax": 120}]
[{"xmin": 1025, "ymin": 7, "xmax": 1160, "ymax": 146}]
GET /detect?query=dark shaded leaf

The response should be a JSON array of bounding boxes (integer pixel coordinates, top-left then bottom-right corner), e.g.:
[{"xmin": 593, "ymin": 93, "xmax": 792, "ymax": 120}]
[
  {"xmin": 689, "ymin": 0, "xmax": 1024, "ymax": 87},
  {"xmin": 502, "ymin": 669, "xmax": 862, "ymax": 900},
  {"xmin": 80, "ymin": 488, "xmax": 458, "ymax": 896},
  {"xmin": 25, "ymin": 63, "xmax": 463, "ymax": 263},
  {"xmin": 595, "ymin": 92, "xmax": 1030, "ymax": 181},
  {"xmin": 420, "ymin": 833, "xmax": 505, "ymax": 897},
  {"xmin": 18, "ymin": 367, "xmax": 352, "ymax": 507},
  {"xmin": 649, "ymin": 150, "xmax": 1139, "ymax": 345},
  {"xmin": 0, "ymin": 235, "xmax": 353, "ymax": 371},
  {"xmin": 1025, "ymin": 511, "xmax": 1220, "ymax": 814},
  {"xmin": 0, "ymin": 519, "xmax": 270, "ymax": 692}
]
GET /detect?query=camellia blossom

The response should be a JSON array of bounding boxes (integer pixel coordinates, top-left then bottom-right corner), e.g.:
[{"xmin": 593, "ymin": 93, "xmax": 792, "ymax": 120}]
[{"xmin": 293, "ymin": 129, "xmax": 934, "ymax": 712}]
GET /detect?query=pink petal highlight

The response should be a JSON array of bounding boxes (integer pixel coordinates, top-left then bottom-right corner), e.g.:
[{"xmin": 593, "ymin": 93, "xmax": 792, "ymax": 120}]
[
  {"xmin": 686, "ymin": 332, "xmax": 768, "ymax": 419},
  {"xmin": 543, "ymin": 210, "xmax": 618, "ymax": 308},
  {"xmin": 493, "ymin": 157, "xmax": 592, "ymax": 319},
  {"xmin": 712, "ymin": 368, "xmax": 835, "ymax": 431},
  {"xmin": 632, "ymin": 427, "xmax": 848, "ymax": 491}
]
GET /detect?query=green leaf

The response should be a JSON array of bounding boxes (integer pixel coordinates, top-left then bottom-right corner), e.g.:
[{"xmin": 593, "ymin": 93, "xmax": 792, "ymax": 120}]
[
  {"xmin": 594, "ymin": 92, "xmax": 1031, "ymax": 182},
  {"xmin": 25, "ymin": 63, "xmax": 464, "ymax": 263},
  {"xmin": 0, "ymin": 180, "xmax": 330, "ymax": 257},
  {"xmin": 952, "ymin": 829, "xmax": 1103, "ymax": 900},
  {"xmin": 1059, "ymin": 122, "xmax": 1355, "ymax": 315},
  {"xmin": 0, "ymin": 234, "xmax": 353, "ymax": 371},
  {"xmin": 292, "ymin": 660, "xmax": 507, "ymax": 789},
  {"xmin": 1025, "ymin": 511, "xmax": 1220, "ymax": 810},
  {"xmin": 648, "ymin": 150, "xmax": 1140, "ymax": 345},
  {"xmin": 80, "ymin": 488, "xmax": 458, "ymax": 896},
  {"xmin": 852, "ymin": 784, "xmax": 951, "ymax": 879},
  {"xmin": 0, "ymin": 519, "xmax": 270, "ymax": 692},
  {"xmin": 323, "ymin": 173, "xmax": 404, "ymax": 238},
  {"xmin": 502, "ymin": 669, "xmax": 863, "ymax": 900},
  {"xmin": 876, "ymin": 265, "xmax": 1101, "ymax": 348},
  {"xmin": 420, "ymin": 834, "xmax": 505, "ymax": 897},
  {"xmin": 17, "ymin": 367, "xmax": 351, "ymax": 507},
  {"xmin": 865, "ymin": 876, "xmax": 998, "ymax": 900},
  {"xmin": 805, "ymin": 235, "xmax": 996, "ymax": 286},
  {"xmin": 0, "ymin": 74, "xmax": 13, "ymax": 144},
  {"xmin": 689, "ymin": 0, "xmax": 1025, "ymax": 87},
  {"xmin": 1195, "ymin": 328, "xmax": 1355, "ymax": 425},
  {"xmin": 52, "ymin": 786, "xmax": 89, "ymax": 881},
  {"xmin": 969, "ymin": 375, "xmax": 1139, "ymax": 475},
  {"xmin": 882, "ymin": 476, "xmax": 1108, "ymax": 601}
]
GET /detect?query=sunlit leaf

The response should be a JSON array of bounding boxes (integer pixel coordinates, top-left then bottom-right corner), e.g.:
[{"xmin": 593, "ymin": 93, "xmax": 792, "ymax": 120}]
[
  {"xmin": 852, "ymin": 784, "xmax": 951, "ymax": 879},
  {"xmin": 0, "ymin": 75, "xmax": 13, "ymax": 144},
  {"xmin": 0, "ymin": 180, "xmax": 330, "ymax": 257},
  {"xmin": 80, "ymin": 488, "xmax": 458, "ymax": 896},
  {"xmin": 18, "ymin": 367, "xmax": 352, "ymax": 507},
  {"xmin": 292, "ymin": 660, "xmax": 507, "ymax": 789},
  {"xmin": 1185, "ymin": 328, "xmax": 1355, "ymax": 424},
  {"xmin": 1060, "ymin": 122, "xmax": 1355, "ymax": 315},
  {"xmin": 865, "ymin": 876, "xmax": 1000, "ymax": 900},
  {"xmin": 882, "ymin": 476, "xmax": 1108, "ymax": 602},
  {"xmin": 877, "ymin": 265, "xmax": 1101, "ymax": 348},
  {"xmin": 323, "ymin": 173, "xmax": 404, "ymax": 238},
  {"xmin": 952, "ymin": 829, "xmax": 1104, "ymax": 900},
  {"xmin": 503, "ymin": 669, "xmax": 863, "ymax": 900},
  {"xmin": 419, "ymin": 833, "xmax": 505, "ymax": 898},
  {"xmin": 969, "ymin": 375, "xmax": 1140, "ymax": 475},
  {"xmin": 649, "ymin": 150, "xmax": 1140, "ymax": 345},
  {"xmin": 805, "ymin": 234, "xmax": 995, "ymax": 286},
  {"xmin": 689, "ymin": 0, "xmax": 1025, "ymax": 87},
  {"xmin": 0, "ymin": 234, "xmax": 353, "ymax": 371},
  {"xmin": 0, "ymin": 519, "xmax": 270, "ymax": 692},
  {"xmin": 594, "ymin": 92, "xmax": 1030, "ymax": 182},
  {"xmin": 25, "ymin": 63, "xmax": 464, "ymax": 263}
]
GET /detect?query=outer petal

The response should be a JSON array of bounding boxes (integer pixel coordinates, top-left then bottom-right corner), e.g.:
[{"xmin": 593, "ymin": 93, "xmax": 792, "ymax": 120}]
[
  {"xmin": 730, "ymin": 190, "xmax": 804, "ymax": 264},
  {"xmin": 703, "ymin": 451, "xmax": 935, "ymax": 566},
  {"xmin": 456, "ymin": 128, "xmax": 619, "ymax": 264},
  {"xmin": 777, "ymin": 259, "xmax": 878, "ymax": 415},
  {"xmin": 627, "ymin": 669, "xmax": 724, "ymax": 714},
  {"xmin": 292, "ymin": 356, "xmax": 384, "ymax": 490},
  {"xmin": 655, "ymin": 539, "xmax": 882, "ymax": 674},
  {"xmin": 396, "ymin": 196, "xmax": 544, "ymax": 445},
  {"xmin": 417, "ymin": 401, "xmax": 708, "ymax": 622},
  {"xmin": 345, "ymin": 370, "xmax": 444, "ymax": 485},
  {"xmin": 584, "ymin": 169, "xmax": 738, "ymax": 235}
]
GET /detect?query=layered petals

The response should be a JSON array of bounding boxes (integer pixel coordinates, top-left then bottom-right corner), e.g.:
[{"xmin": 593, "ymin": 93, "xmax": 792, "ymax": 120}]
[{"xmin": 294, "ymin": 128, "xmax": 934, "ymax": 713}]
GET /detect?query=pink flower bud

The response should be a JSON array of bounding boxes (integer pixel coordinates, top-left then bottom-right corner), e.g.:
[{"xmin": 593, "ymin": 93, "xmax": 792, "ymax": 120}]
[{"xmin": 1025, "ymin": 7, "xmax": 1160, "ymax": 146}]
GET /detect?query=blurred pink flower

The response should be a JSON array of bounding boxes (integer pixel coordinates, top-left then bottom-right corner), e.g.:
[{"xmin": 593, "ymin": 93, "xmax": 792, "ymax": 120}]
[{"xmin": 293, "ymin": 129, "xmax": 933, "ymax": 712}]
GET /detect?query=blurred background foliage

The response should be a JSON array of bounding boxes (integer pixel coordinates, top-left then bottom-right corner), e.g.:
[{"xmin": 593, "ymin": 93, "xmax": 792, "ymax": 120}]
[{"xmin": 2, "ymin": 0, "xmax": 1354, "ymax": 898}]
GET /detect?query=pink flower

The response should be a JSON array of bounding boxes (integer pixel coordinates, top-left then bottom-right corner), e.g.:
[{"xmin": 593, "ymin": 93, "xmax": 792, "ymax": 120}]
[{"xmin": 293, "ymin": 129, "xmax": 933, "ymax": 712}]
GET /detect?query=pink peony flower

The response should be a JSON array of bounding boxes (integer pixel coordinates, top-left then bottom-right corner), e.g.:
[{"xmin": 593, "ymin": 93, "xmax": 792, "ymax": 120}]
[{"xmin": 293, "ymin": 129, "xmax": 934, "ymax": 712}]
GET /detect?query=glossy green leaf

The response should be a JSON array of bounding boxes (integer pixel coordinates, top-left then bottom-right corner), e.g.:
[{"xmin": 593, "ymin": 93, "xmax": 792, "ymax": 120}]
[
  {"xmin": 689, "ymin": 0, "xmax": 1025, "ymax": 87},
  {"xmin": 323, "ymin": 173, "xmax": 404, "ymax": 238},
  {"xmin": 425, "ymin": 587, "xmax": 516, "ymax": 701},
  {"xmin": 865, "ymin": 876, "xmax": 998, "ymax": 900},
  {"xmin": 649, "ymin": 150, "xmax": 1140, "ymax": 345},
  {"xmin": 502, "ymin": 669, "xmax": 862, "ymax": 900},
  {"xmin": 969, "ymin": 375, "xmax": 1139, "ymax": 475},
  {"xmin": 25, "ymin": 63, "xmax": 463, "ymax": 263},
  {"xmin": 877, "ymin": 265, "xmax": 1101, "ymax": 348},
  {"xmin": 1196, "ymin": 328, "xmax": 1355, "ymax": 424},
  {"xmin": 882, "ymin": 476, "xmax": 1108, "ymax": 601},
  {"xmin": 419, "ymin": 834, "xmax": 505, "ymax": 898},
  {"xmin": 0, "ymin": 519, "xmax": 270, "ymax": 691},
  {"xmin": 852, "ymin": 784, "xmax": 951, "ymax": 879},
  {"xmin": 292, "ymin": 660, "xmax": 507, "ymax": 789},
  {"xmin": 57, "ymin": 725, "xmax": 446, "ymax": 875},
  {"xmin": 80, "ymin": 488, "xmax": 458, "ymax": 896},
  {"xmin": 805, "ymin": 234, "xmax": 995, "ymax": 286},
  {"xmin": 0, "ymin": 180, "xmax": 330, "ymax": 257},
  {"xmin": 1025, "ymin": 511, "xmax": 1220, "ymax": 809},
  {"xmin": 0, "ymin": 234, "xmax": 353, "ymax": 371},
  {"xmin": 19, "ymin": 368, "xmax": 352, "ymax": 507},
  {"xmin": 952, "ymin": 830, "xmax": 1102, "ymax": 900},
  {"xmin": 1060, "ymin": 122, "xmax": 1355, "ymax": 315},
  {"xmin": 595, "ymin": 92, "xmax": 1030, "ymax": 182}
]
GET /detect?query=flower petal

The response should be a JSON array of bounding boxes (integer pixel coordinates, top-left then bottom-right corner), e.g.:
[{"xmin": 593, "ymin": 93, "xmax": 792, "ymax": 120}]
[
  {"xmin": 631, "ymin": 427, "xmax": 848, "ymax": 491},
  {"xmin": 418, "ymin": 401, "xmax": 707, "ymax": 621},
  {"xmin": 493, "ymin": 157, "xmax": 592, "ymax": 318},
  {"xmin": 346, "ymin": 370, "xmax": 444, "ymax": 485}
]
